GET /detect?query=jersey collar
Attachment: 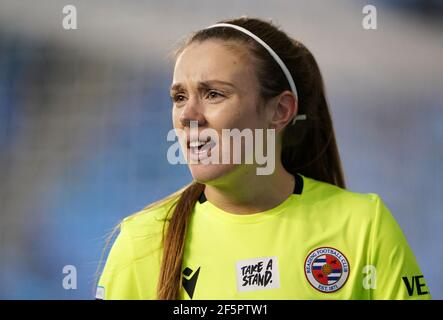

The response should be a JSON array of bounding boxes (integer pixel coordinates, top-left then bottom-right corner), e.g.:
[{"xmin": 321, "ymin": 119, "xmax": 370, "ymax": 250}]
[{"xmin": 198, "ymin": 173, "xmax": 304, "ymax": 204}]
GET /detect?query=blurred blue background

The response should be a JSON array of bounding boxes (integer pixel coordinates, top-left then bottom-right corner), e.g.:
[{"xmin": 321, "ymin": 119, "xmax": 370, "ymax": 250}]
[{"xmin": 0, "ymin": 0, "xmax": 442, "ymax": 299}]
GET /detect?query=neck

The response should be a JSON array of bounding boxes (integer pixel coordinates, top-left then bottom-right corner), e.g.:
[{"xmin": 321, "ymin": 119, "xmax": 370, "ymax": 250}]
[{"xmin": 203, "ymin": 162, "xmax": 295, "ymax": 215}]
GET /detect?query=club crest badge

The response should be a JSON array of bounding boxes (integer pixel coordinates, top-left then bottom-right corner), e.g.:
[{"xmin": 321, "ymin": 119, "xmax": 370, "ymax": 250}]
[{"xmin": 304, "ymin": 247, "xmax": 350, "ymax": 293}]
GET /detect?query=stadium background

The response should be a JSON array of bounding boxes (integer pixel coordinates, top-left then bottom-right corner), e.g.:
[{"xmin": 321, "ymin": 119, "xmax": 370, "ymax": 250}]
[{"xmin": 0, "ymin": 0, "xmax": 442, "ymax": 299}]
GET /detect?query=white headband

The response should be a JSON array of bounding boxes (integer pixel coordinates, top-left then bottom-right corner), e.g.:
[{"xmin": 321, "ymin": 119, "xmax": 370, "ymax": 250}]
[{"xmin": 205, "ymin": 23, "xmax": 307, "ymax": 125}]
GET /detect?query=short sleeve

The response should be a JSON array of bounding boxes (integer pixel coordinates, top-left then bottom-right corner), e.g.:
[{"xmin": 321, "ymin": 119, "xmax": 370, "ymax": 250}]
[
  {"xmin": 96, "ymin": 221, "xmax": 142, "ymax": 300},
  {"xmin": 369, "ymin": 195, "xmax": 431, "ymax": 300}
]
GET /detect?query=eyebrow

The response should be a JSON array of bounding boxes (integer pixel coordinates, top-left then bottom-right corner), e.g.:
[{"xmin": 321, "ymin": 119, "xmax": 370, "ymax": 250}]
[{"xmin": 169, "ymin": 80, "xmax": 236, "ymax": 93}]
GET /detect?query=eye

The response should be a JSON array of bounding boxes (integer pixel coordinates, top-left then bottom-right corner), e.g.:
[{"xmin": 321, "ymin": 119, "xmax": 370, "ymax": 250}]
[
  {"xmin": 171, "ymin": 93, "xmax": 187, "ymax": 103},
  {"xmin": 206, "ymin": 90, "xmax": 225, "ymax": 100}
]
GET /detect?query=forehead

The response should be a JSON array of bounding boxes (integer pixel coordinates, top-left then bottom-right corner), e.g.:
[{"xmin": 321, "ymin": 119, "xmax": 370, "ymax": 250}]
[{"xmin": 173, "ymin": 40, "xmax": 255, "ymax": 86}]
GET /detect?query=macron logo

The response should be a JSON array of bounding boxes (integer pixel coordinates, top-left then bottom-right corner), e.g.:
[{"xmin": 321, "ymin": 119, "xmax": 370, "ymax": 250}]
[{"xmin": 182, "ymin": 266, "xmax": 201, "ymax": 299}]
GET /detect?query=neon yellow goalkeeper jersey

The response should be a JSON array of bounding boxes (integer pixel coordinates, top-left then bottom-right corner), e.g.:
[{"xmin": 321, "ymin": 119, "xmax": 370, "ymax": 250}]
[{"xmin": 96, "ymin": 173, "xmax": 431, "ymax": 300}]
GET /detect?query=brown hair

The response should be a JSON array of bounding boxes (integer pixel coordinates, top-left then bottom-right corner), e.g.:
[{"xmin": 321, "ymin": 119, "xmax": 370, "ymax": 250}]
[{"xmin": 156, "ymin": 16, "xmax": 346, "ymax": 299}]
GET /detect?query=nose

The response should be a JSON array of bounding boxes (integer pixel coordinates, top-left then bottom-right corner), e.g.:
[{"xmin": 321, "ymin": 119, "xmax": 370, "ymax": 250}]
[{"xmin": 179, "ymin": 97, "xmax": 207, "ymax": 128}]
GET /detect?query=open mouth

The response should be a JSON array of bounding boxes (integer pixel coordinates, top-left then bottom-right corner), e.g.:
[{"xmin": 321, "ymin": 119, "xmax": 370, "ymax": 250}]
[{"xmin": 187, "ymin": 137, "xmax": 216, "ymax": 157}]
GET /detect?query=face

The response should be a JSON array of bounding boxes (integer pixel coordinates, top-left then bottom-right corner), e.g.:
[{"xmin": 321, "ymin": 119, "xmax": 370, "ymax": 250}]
[{"xmin": 170, "ymin": 40, "xmax": 273, "ymax": 184}]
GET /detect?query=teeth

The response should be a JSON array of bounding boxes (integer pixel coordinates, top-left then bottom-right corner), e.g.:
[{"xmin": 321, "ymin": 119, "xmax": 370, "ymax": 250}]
[{"xmin": 189, "ymin": 141, "xmax": 207, "ymax": 148}]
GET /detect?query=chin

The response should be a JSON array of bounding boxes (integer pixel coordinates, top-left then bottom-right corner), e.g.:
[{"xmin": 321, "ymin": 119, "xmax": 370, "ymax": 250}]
[{"xmin": 189, "ymin": 163, "xmax": 235, "ymax": 183}]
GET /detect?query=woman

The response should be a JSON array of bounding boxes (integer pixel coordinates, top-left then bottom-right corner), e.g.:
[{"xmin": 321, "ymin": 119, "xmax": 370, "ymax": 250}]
[{"xmin": 96, "ymin": 17, "xmax": 431, "ymax": 300}]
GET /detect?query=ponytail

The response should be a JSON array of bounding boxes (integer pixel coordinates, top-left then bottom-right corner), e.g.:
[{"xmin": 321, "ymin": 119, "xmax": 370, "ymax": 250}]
[{"xmin": 156, "ymin": 182, "xmax": 205, "ymax": 299}]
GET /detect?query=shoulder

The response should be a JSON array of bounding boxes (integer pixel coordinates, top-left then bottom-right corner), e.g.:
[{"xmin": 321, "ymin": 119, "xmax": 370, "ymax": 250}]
[
  {"xmin": 299, "ymin": 174, "xmax": 386, "ymax": 221},
  {"xmin": 301, "ymin": 174, "xmax": 381, "ymax": 206},
  {"xmin": 120, "ymin": 196, "xmax": 179, "ymax": 238},
  {"xmin": 97, "ymin": 195, "xmax": 181, "ymax": 299},
  {"xmin": 102, "ymin": 195, "xmax": 180, "ymax": 274}
]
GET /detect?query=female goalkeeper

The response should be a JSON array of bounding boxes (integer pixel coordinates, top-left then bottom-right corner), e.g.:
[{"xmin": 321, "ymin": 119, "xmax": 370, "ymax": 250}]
[{"xmin": 96, "ymin": 16, "xmax": 431, "ymax": 300}]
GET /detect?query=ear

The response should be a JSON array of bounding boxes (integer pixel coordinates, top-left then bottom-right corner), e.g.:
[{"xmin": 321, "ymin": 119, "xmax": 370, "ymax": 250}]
[{"xmin": 268, "ymin": 90, "xmax": 298, "ymax": 132}]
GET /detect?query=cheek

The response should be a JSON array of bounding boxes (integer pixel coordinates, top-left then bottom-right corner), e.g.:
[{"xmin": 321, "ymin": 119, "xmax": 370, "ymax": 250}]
[
  {"xmin": 172, "ymin": 107, "xmax": 181, "ymax": 127},
  {"xmin": 210, "ymin": 97, "xmax": 261, "ymax": 129}
]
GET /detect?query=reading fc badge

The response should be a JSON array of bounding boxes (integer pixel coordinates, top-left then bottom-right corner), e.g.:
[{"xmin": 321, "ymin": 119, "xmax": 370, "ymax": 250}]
[{"xmin": 304, "ymin": 247, "xmax": 350, "ymax": 293}]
